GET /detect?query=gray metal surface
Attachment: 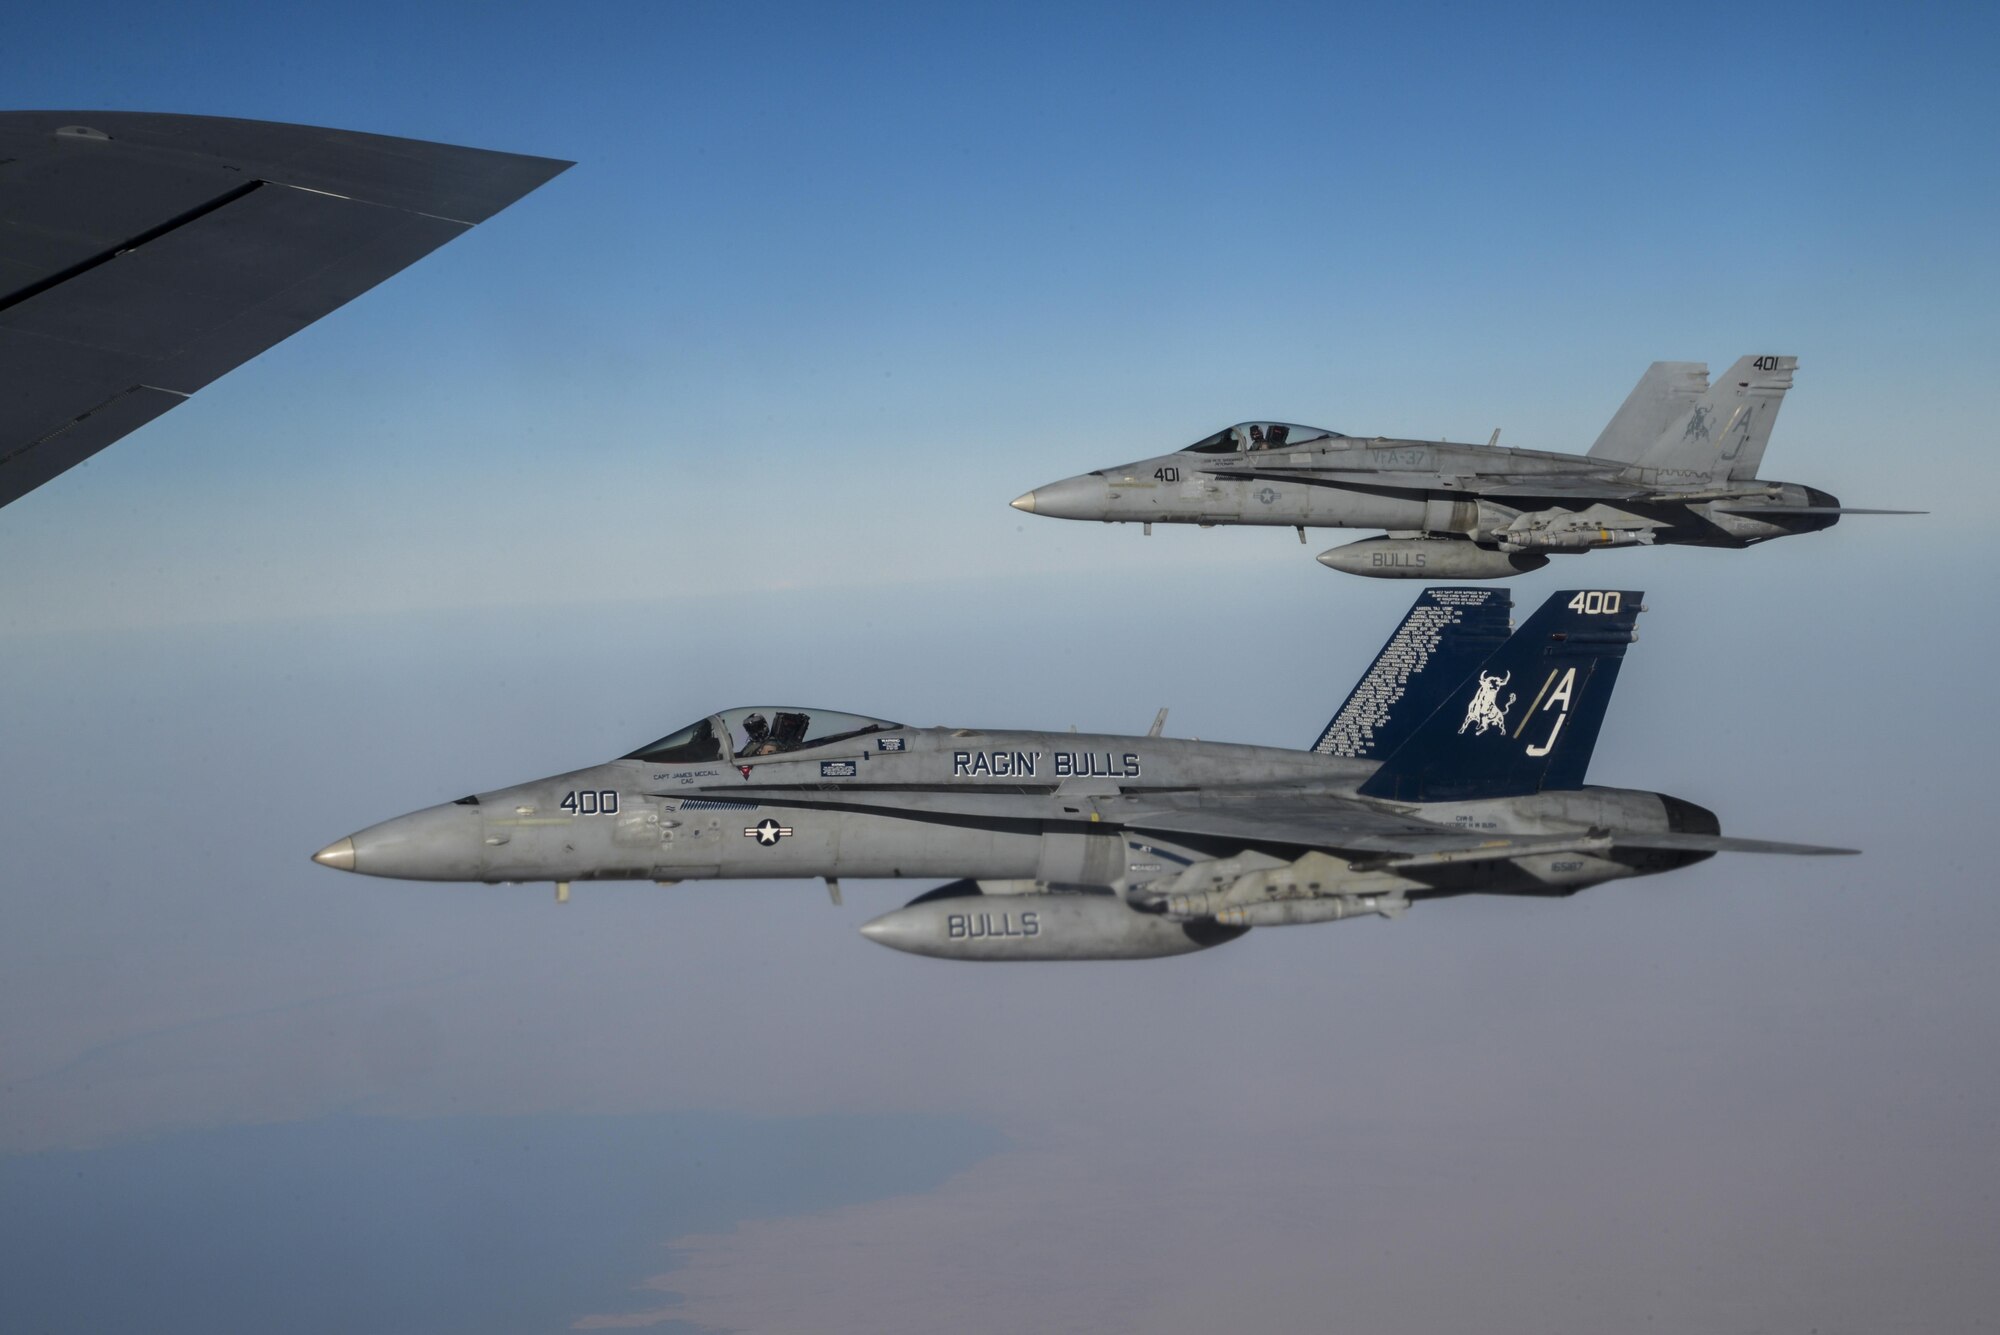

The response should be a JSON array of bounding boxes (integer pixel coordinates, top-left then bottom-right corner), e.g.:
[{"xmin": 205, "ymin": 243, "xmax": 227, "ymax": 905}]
[
  {"xmin": 0, "ymin": 112, "xmax": 571, "ymax": 508},
  {"xmin": 312, "ymin": 589, "xmax": 1855, "ymax": 962},
  {"xmin": 1011, "ymin": 356, "xmax": 1922, "ymax": 577}
]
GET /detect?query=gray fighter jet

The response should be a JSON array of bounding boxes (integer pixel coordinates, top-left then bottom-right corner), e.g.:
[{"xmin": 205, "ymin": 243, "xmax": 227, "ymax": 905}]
[
  {"xmin": 0, "ymin": 111, "xmax": 569, "ymax": 509},
  {"xmin": 1012, "ymin": 358, "xmax": 1918, "ymax": 577},
  {"xmin": 311, "ymin": 588, "xmax": 1852, "ymax": 961}
]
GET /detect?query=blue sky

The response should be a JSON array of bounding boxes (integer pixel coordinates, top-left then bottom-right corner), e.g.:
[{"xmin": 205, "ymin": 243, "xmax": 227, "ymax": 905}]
[{"xmin": 3, "ymin": 4, "xmax": 1998, "ymax": 1331}]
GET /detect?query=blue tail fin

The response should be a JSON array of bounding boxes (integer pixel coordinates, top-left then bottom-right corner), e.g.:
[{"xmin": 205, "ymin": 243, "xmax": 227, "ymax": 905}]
[
  {"xmin": 1312, "ymin": 588, "xmax": 1514, "ymax": 757},
  {"xmin": 1357, "ymin": 590, "xmax": 1644, "ymax": 802}
]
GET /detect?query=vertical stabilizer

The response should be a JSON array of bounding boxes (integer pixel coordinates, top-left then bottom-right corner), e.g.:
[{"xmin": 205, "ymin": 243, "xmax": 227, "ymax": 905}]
[
  {"xmin": 1635, "ymin": 355, "xmax": 1796, "ymax": 482},
  {"xmin": 1312, "ymin": 588, "xmax": 1513, "ymax": 757},
  {"xmin": 1358, "ymin": 589, "xmax": 1644, "ymax": 802},
  {"xmin": 1587, "ymin": 361, "xmax": 1709, "ymax": 463}
]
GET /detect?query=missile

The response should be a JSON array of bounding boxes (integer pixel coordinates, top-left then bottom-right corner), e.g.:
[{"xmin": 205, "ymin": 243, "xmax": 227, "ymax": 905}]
[
  {"xmin": 1497, "ymin": 515, "xmax": 1657, "ymax": 551},
  {"xmin": 1316, "ymin": 536, "xmax": 1549, "ymax": 580},
  {"xmin": 859, "ymin": 886, "xmax": 1247, "ymax": 961},
  {"xmin": 1213, "ymin": 894, "xmax": 1408, "ymax": 928}
]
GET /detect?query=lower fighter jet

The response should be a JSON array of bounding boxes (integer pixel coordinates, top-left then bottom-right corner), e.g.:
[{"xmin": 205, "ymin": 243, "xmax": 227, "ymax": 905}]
[
  {"xmin": 1011, "ymin": 357, "xmax": 1919, "ymax": 577},
  {"xmin": 312, "ymin": 588, "xmax": 1853, "ymax": 961},
  {"xmin": 0, "ymin": 112, "xmax": 569, "ymax": 509}
]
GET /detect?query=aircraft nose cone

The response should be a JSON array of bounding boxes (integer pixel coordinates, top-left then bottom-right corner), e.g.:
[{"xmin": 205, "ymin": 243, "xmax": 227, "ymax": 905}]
[
  {"xmin": 312, "ymin": 837, "xmax": 357, "ymax": 872},
  {"xmin": 309, "ymin": 804, "xmax": 484, "ymax": 880},
  {"xmin": 1011, "ymin": 474, "xmax": 1108, "ymax": 521}
]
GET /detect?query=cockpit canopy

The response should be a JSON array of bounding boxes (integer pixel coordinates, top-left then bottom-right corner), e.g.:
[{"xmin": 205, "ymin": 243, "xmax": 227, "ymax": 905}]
[
  {"xmin": 623, "ymin": 706, "xmax": 904, "ymax": 764},
  {"xmin": 1184, "ymin": 421, "xmax": 1346, "ymax": 454}
]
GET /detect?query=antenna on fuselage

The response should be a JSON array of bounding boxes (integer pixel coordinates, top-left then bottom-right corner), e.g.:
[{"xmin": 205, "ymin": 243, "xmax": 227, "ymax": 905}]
[{"xmin": 1147, "ymin": 708, "xmax": 1169, "ymax": 738}]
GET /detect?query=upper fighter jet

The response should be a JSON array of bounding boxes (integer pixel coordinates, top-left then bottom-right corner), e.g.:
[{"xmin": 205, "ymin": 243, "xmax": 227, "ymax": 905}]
[
  {"xmin": 1012, "ymin": 357, "xmax": 1918, "ymax": 578},
  {"xmin": 311, "ymin": 588, "xmax": 1852, "ymax": 961},
  {"xmin": 0, "ymin": 111, "xmax": 570, "ymax": 509}
]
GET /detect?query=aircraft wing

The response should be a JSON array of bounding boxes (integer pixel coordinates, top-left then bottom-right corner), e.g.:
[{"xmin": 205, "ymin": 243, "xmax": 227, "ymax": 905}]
[
  {"xmin": 675, "ymin": 784, "xmax": 1856, "ymax": 859},
  {"xmin": 1259, "ymin": 471, "xmax": 1908, "ymax": 511},
  {"xmin": 1201, "ymin": 464, "xmax": 1654, "ymax": 501},
  {"xmin": 673, "ymin": 782, "xmax": 1428, "ymax": 841},
  {"xmin": 1119, "ymin": 798, "xmax": 1857, "ymax": 860},
  {"xmin": 0, "ymin": 111, "xmax": 572, "ymax": 509},
  {"xmin": 1601, "ymin": 831, "xmax": 1856, "ymax": 856},
  {"xmin": 1198, "ymin": 463, "xmax": 1896, "ymax": 511},
  {"xmin": 1117, "ymin": 795, "xmax": 1473, "ymax": 850},
  {"xmin": 1711, "ymin": 505, "xmax": 1927, "ymax": 516},
  {"xmin": 1199, "ymin": 466, "xmax": 1452, "ymax": 494},
  {"xmin": 1469, "ymin": 477, "xmax": 1659, "ymax": 501}
]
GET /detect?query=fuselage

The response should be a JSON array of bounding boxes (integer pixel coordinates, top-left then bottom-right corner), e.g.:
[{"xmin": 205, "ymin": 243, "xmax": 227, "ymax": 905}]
[
  {"xmin": 319, "ymin": 717, "xmax": 1708, "ymax": 903},
  {"xmin": 311, "ymin": 582, "xmax": 1842, "ymax": 961},
  {"xmin": 1014, "ymin": 429, "xmax": 1838, "ymax": 573},
  {"xmin": 324, "ymin": 725, "xmax": 1336, "ymax": 883}
]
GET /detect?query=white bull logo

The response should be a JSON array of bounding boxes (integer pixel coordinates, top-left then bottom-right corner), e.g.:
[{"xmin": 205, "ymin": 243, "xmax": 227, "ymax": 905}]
[{"xmin": 1459, "ymin": 669, "xmax": 1515, "ymax": 736}]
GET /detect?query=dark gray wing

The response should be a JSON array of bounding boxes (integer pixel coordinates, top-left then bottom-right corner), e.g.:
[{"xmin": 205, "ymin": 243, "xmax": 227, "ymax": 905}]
[{"xmin": 0, "ymin": 112, "xmax": 571, "ymax": 508}]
